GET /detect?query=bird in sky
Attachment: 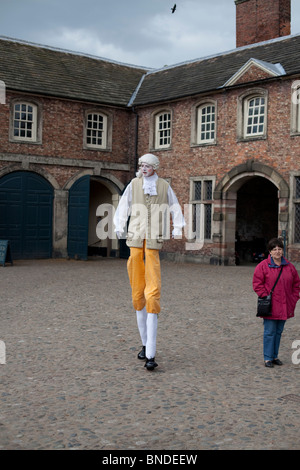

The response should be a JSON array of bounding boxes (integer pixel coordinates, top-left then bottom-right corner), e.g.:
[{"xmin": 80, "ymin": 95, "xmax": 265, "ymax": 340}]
[{"xmin": 171, "ymin": 4, "xmax": 176, "ymax": 13}]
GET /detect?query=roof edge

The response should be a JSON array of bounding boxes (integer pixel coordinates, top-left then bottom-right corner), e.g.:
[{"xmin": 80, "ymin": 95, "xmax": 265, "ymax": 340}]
[
  {"xmin": 222, "ymin": 58, "xmax": 286, "ymax": 87},
  {"xmin": 0, "ymin": 35, "xmax": 152, "ymax": 71},
  {"xmin": 146, "ymin": 32, "xmax": 300, "ymax": 75}
]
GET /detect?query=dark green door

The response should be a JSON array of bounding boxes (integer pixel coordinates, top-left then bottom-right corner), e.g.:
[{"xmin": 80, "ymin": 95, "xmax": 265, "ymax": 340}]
[
  {"xmin": 0, "ymin": 171, "xmax": 53, "ymax": 259},
  {"xmin": 67, "ymin": 175, "xmax": 90, "ymax": 260}
]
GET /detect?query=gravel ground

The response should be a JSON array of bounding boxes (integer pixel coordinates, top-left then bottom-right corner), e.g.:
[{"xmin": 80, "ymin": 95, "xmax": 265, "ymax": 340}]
[{"xmin": 0, "ymin": 258, "xmax": 300, "ymax": 450}]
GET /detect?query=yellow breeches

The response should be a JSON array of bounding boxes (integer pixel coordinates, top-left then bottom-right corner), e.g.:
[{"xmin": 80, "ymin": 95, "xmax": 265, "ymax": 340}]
[{"xmin": 127, "ymin": 241, "xmax": 161, "ymax": 314}]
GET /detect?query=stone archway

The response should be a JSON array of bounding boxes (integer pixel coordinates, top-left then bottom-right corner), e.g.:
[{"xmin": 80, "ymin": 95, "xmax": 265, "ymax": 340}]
[
  {"xmin": 235, "ymin": 177, "xmax": 278, "ymax": 263},
  {"xmin": 65, "ymin": 172, "xmax": 124, "ymax": 259},
  {"xmin": 212, "ymin": 161, "xmax": 289, "ymax": 265},
  {"xmin": 88, "ymin": 176, "xmax": 122, "ymax": 257},
  {"xmin": 0, "ymin": 170, "xmax": 54, "ymax": 259}
]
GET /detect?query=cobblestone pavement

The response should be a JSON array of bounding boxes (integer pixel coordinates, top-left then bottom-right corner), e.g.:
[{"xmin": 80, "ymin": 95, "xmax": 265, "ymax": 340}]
[{"xmin": 0, "ymin": 257, "xmax": 300, "ymax": 450}]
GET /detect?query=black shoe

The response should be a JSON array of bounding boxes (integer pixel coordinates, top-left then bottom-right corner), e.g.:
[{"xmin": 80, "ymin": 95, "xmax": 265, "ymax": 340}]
[
  {"xmin": 144, "ymin": 357, "xmax": 158, "ymax": 370},
  {"xmin": 272, "ymin": 359, "xmax": 283, "ymax": 366},
  {"xmin": 265, "ymin": 361, "xmax": 274, "ymax": 368},
  {"xmin": 137, "ymin": 346, "xmax": 146, "ymax": 360}
]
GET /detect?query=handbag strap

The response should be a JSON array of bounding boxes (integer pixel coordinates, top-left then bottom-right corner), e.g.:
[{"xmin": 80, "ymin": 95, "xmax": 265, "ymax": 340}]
[{"xmin": 270, "ymin": 266, "xmax": 283, "ymax": 294}]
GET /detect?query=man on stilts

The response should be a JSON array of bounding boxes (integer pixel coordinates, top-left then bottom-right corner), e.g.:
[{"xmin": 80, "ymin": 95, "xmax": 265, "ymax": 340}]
[{"xmin": 114, "ymin": 154, "xmax": 185, "ymax": 370}]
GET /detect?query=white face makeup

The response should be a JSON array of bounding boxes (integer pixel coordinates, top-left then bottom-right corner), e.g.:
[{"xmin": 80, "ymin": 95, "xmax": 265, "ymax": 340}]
[{"xmin": 139, "ymin": 163, "xmax": 155, "ymax": 177}]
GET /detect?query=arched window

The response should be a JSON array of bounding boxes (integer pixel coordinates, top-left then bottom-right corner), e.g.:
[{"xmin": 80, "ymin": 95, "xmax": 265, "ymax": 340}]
[
  {"xmin": 196, "ymin": 103, "xmax": 216, "ymax": 143},
  {"xmin": 85, "ymin": 111, "xmax": 108, "ymax": 149},
  {"xmin": 244, "ymin": 96, "xmax": 265, "ymax": 137},
  {"xmin": 237, "ymin": 89, "xmax": 268, "ymax": 141},
  {"xmin": 291, "ymin": 80, "xmax": 300, "ymax": 135},
  {"xmin": 191, "ymin": 100, "xmax": 217, "ymax": 146},
  {"xmin": 11, "ymin": 101, "xmax": 38, "ymax": 142},
  {"xmin": 155, "ymin": 111, "xmax": 171, "ymax": 149}
]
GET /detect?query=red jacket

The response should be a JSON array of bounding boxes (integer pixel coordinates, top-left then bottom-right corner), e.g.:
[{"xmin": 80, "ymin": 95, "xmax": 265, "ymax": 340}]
[{"xmin": 253, "ymin": 255, "xmax": 300, "ymax": 320}]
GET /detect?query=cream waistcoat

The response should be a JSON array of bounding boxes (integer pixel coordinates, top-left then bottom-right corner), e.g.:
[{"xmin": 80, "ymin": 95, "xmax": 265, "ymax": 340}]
[{"xmin": 126, "ymin": 177, "xmax": 169, "ymax": 250}]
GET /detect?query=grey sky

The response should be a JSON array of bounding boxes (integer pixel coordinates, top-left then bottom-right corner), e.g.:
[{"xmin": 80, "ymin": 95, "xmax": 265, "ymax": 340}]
[{"xmin": 0, "ymin": 0, "xmax": 300, "ymax": 68}]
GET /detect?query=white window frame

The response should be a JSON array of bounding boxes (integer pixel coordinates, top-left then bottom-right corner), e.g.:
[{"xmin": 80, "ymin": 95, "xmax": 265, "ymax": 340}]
[
  {"xmin": 197, "ymin": 103, "xmax": 216, "ymax": 143},
  {"xmin": 12, "ymin": 101, "xmax": 38, "ymax": 142},
  {"xmin": 85, "ymin": 112, "xmax": 108, "ymax": 149},
  {"xmin": 291, "ymin": 81, "xmax": 300, "ymax": 135},
  {"xmin": 237, "ymin": 88, "xmax": 268, "ymax": 141},
  {"xmin": 155, "ymin": 111, "xmax": 171, "ymax": 149},
  {"xmin": 244, "ymin": 96, "xmax": 266, "ymax": 137}
]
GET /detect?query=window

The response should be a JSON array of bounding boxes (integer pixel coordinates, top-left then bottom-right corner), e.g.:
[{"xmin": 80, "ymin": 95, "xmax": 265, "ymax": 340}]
[
  {"xmin": 0, "ymin": 80, "xmax": 5, "ymax": 104},
  {"xmin": 149, "ymin": 108, "xmax": 172, "ymax": 151},
  {"xmin": 10, "ymin": 99, "xmax": 42, "ymax": 144},
  {"xmin": 245, "ymin": 97, "xmax": 265, "ymax": 136},
  {"xmin": 197, "ymin": 104, "xmax": 216, "ymax": 143},
  {"xmin": 155, "ymin": 112, "xmax": 171, "ymax": 149},
  {"xmin": 189, "ymin": 178, "xmax": 214, "ymax": 240},
  {"xmin": 191, "ymin": 100, "xmax": 217, "ymax": 146},
  {"xmin": 294, "ymin": 176, "xmax": 300, "ymax": 243},
  {"xmin": 237, "ymin": 89, "xmax": 267, "ymax": 141},
  {"xmin": 85, "ymin": 112, "xmax": 107, "ymax": 149},
  {"xmin": 291, "ymin": 81, "xmax": 300, "ymax": 135},
  {"xmin": 13, "ymin": 102, "xmax": 37, "ymax": 141}
]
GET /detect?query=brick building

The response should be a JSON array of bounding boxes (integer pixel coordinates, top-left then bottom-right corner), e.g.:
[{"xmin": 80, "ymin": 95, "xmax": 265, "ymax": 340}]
[
  {"xmin": 1, "ymin": 0, "xmax": 300, "ymax": 266},
  {"xmin": 0, "ymin": 40, "xmax": 147, "ymax": 260}
]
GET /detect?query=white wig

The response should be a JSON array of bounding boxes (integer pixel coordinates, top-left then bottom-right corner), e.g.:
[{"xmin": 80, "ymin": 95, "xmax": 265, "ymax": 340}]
[{"xmin": 136, "ymin": 153, "xmax": 160, "ymax": 177}]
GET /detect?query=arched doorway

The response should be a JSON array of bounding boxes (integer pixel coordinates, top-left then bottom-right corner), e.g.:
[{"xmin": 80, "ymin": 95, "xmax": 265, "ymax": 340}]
[
  {"xmin": 67, "ymin": 174, "xmax": 123, "ymax": 260},
  {"xmin": 235, "ymin": 176, "xmax": 278, "ymax": 263},
  {"xmin": 88, "ymin": 177, "xmax": 119, "ymax": 257},
  {"xmin": 213, "ymin": 161, "xmax": 289, "ymax": 265},
  {"xmin": 0, "ymin": 171, "xmax": 54, "ymax": 259}
]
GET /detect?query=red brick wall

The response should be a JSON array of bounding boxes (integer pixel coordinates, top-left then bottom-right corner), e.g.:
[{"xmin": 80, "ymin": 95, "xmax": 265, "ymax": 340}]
[
  {"xmin": 1, "ymin": 77, "xmax": 300, "ymax": 261},
  {"xmin": 234, "ymin": 65, "xmax": 274, "ymax": 85},
  {"xmin": 138, "ymin": 79, "xmax": 298, "ymax": 184},
  {"xmin": 0, "ymin": 92, "xmax": 135, "ymax": 188},
  {"xmin": 236, "ymin": 0, "xmax": 291, "ymax": 48},
  {"xmin": 136, "ymin": 77, "xmax": 300, "ymax": 254}
]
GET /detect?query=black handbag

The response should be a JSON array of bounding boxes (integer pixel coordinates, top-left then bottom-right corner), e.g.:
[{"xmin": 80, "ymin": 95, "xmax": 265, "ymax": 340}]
[{"xmin": 256, "ymin": 267, "xmax": 283, "ymax": 317}]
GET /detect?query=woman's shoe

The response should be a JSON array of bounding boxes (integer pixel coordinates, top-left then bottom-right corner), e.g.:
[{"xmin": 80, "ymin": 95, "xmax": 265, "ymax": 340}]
[
  {"xmin": 272, "ymin": 358, "xmax": 283, "ymax": 365},
  {"xmin": 265, "ymin": 361, "xmax": 274, "ymax": 368}
]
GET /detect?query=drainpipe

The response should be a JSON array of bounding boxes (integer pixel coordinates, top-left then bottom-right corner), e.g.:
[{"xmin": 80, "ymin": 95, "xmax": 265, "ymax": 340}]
[
  {"xmin": 131, "ymin": 107, "xmax": 139, "ymax": 174},
  {"xmin": 282, "ymin": 229, "xmax": 287, "ymax": 257},
  {"xmin": 220, "ymin": 190, "xmax": 224, "ymax": 265}
]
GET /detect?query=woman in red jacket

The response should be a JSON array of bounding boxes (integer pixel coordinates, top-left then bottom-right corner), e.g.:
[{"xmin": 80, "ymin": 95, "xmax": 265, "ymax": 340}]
[{"xmin": 253, "ymin": 238, "xmax": 300, "ymax": 368}]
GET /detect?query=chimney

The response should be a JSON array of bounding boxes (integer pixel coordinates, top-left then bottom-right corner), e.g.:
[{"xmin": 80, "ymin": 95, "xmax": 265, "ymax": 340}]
[{"xmin": 235, "ymin": 0, "xmax": 291, "ymax": 48}]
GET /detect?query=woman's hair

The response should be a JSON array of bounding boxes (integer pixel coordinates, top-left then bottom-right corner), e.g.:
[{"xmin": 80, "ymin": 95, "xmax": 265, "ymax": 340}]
[{"xmin": 267, "ymin": 237, "xmax": 284, "ymax": 252}]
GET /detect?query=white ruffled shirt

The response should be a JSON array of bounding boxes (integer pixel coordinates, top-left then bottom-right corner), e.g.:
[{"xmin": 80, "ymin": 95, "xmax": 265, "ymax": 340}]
[
  {"xmin": 142, "ymin": 173, "xmax": 158, "ymax": 196},
  {"xmin": 114, "ymin": 173, "xmax": 185, "ymax": 238}
]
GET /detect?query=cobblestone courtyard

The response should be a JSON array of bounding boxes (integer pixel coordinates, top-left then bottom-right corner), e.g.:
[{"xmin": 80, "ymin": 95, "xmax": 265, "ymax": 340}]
[{"xmin": 0, "ymin": 258, "xmax": 300, "ymax": 450}]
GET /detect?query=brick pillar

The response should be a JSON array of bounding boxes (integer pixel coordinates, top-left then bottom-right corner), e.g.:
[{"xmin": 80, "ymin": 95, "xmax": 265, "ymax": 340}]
[
  {"xmin": 211, "ymin": 191, "xmax": 237, "ymax": 266},
  {"xmin": 235, "ymin": 0, "xmax": 291, "ymax": 48},
  {"xmin": 221, "ymin": 192, "xmax": 237, "ymax": 266},
  {"xmin": 53, "ymin": 189, "xmax": 69, "ymax": 258}
]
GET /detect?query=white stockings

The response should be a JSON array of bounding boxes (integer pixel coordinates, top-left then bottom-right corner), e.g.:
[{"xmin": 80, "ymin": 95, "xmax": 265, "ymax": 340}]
[
  {"xmin": 136, "ymin": 307, "xmax": 158, "ymax": 359},
  {"xmin": 136, "ymin": 307, "xmax": 147, "ymax": 346}
]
